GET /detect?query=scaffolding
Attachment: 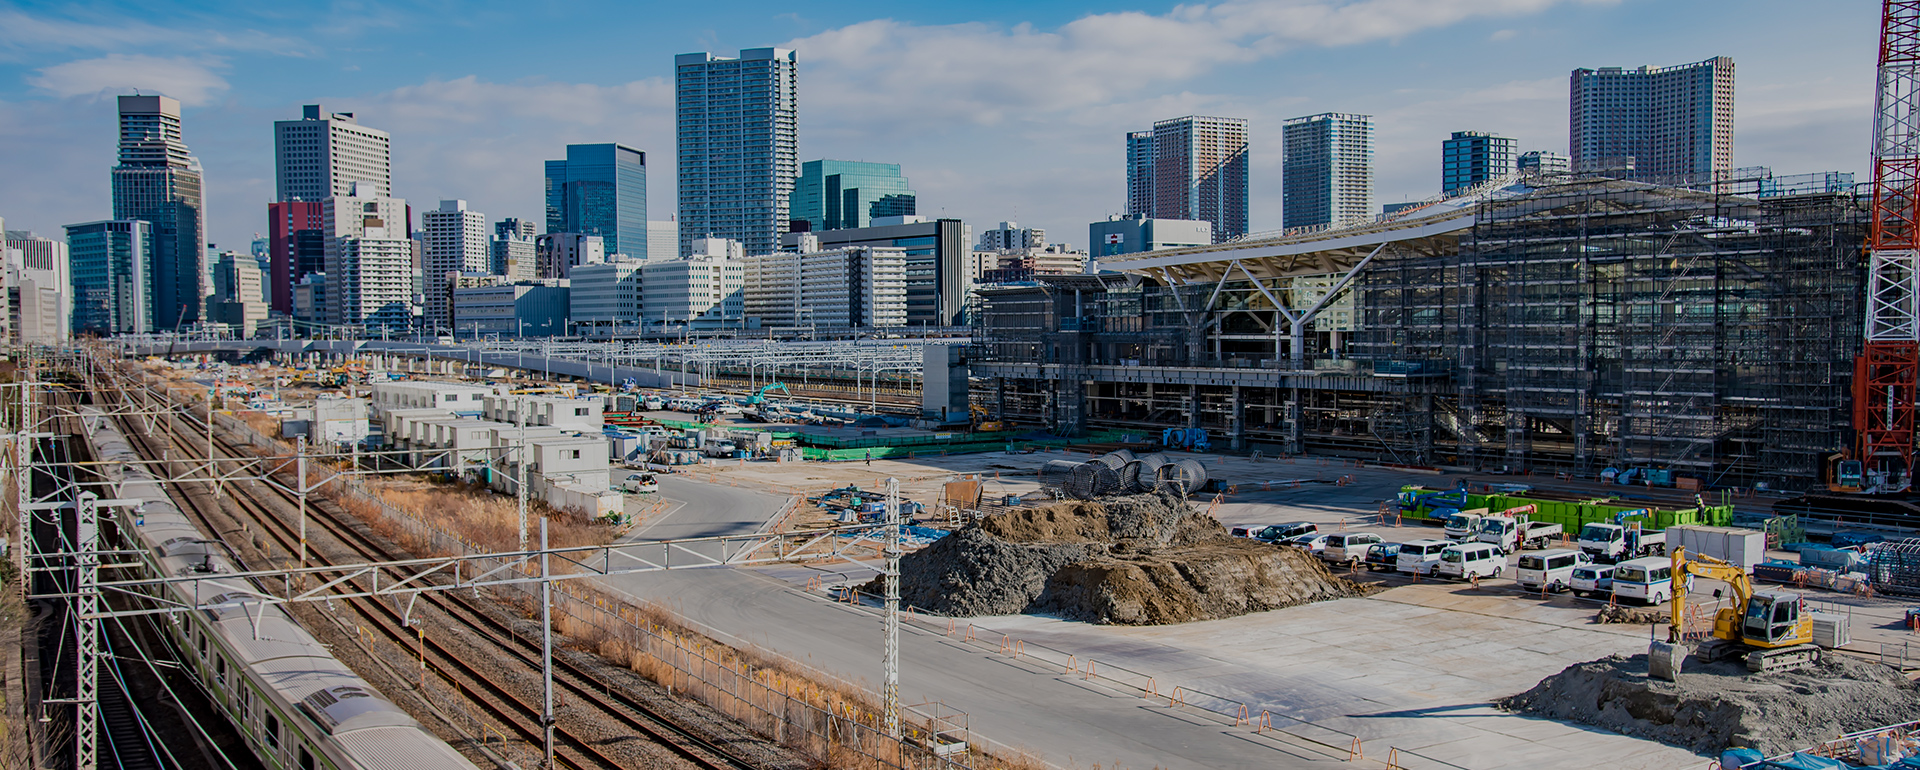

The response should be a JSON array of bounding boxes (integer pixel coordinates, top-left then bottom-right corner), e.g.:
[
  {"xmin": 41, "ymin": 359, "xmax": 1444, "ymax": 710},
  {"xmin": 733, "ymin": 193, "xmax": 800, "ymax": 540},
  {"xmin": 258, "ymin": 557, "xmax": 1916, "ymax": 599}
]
[{"xmin": 974, "ymin": 178, "xmax": 1867, "ymax": 489}]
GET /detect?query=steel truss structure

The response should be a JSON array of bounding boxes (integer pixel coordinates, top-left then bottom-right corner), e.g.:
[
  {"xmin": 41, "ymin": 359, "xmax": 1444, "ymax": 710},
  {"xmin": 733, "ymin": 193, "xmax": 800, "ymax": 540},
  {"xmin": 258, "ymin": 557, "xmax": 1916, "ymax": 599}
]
[
  {"xmin": 973, "ymin": 179, "xmax": 1869, "ymax": 489},
  {"xmin": 1860, "ymin": 0, "xmax": 1920, "ymax": 476}
]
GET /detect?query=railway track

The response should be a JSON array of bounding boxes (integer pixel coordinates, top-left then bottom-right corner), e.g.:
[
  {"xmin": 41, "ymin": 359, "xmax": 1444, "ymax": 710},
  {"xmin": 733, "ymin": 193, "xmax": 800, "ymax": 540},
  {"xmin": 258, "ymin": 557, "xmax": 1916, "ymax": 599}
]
[{"xmin": 90, "ymin": 368, "xmax": 766, "ymax": 770}]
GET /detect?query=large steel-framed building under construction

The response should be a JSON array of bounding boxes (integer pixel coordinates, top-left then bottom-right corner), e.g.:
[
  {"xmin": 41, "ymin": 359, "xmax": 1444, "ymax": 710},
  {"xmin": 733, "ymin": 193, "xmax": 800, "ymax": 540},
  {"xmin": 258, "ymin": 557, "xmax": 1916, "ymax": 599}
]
[{"xmin": 972, "ymin": 178, "xmax": 1868, "ymax": 490}]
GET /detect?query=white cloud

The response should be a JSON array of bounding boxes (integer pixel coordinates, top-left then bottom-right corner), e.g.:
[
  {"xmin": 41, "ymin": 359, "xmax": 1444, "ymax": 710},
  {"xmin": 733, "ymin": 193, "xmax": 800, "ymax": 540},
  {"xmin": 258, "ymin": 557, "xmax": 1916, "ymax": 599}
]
[
  {"xmin": 1489, "ymin": 28, "xmax": 1518, "ymax": 41},
  {"xmin": 0, "ymin": 9, "xmax": 309, "ymax": 61},
  {"xmin": 29, "ymin": 55, "xmax": 231, "ymax": 105}
]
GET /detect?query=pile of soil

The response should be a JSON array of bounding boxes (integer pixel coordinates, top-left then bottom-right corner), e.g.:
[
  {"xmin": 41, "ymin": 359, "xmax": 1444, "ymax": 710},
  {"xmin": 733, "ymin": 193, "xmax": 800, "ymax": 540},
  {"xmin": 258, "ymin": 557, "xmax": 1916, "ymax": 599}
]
[
  {"xmin": 1500, "ymin": 652, "xmax": 1920, "ymax": 755},
  {"xmin": 1595, "ymin": 605, "xmax": 1668, "ymax": 624},
  {"xmin": 879, "ymin": 492, "xmax": 1366, "ymax": 625}
]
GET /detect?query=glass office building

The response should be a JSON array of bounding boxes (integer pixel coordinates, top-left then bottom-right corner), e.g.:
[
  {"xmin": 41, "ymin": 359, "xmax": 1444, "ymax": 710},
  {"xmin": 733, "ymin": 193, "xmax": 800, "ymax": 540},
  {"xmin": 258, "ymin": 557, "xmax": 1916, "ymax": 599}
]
[
  {"xmin": 545, "ymin": 143, "xmax": 648, "ymax": 258},
  {"xmin": 1441, "ymin": 131, "xmax": 1516, "ymax": 195},
  {"xmin": 65, "ymin": 219, "xmax": 154, "ymax": 335},
  {"xmin": 790, "ymin": 160, "xmax": 915, "ymax": 232}
]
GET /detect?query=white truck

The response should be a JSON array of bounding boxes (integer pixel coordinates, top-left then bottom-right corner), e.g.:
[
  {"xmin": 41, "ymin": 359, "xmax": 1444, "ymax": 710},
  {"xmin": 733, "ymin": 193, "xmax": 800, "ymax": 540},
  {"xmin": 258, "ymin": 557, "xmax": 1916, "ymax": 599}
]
[
  {"xmin": 701, "ymin": 439, "xmax": 739, "ymax": 458},
  {"xmin": 1443, "ymin": 507, "xmax": 1491, "ymax": 540},
  {"xmin": 1577, "ymin": 521, "xmax": 1666, "ymax": 563},
  {"xmin": 1476, "ymin": 509, "xmax": 1565, "ymax": 554}
]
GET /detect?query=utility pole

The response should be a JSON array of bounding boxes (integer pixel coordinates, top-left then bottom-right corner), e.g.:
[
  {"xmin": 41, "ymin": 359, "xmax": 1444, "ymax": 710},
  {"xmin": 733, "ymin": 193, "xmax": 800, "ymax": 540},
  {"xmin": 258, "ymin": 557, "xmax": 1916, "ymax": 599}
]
[
  {"xmin": 74, "ymin": 492, "xmax": 99, "ymax": 770},
  {"xmin": 540, "ymin": 514, "xmax": 555, "ymax": 768},
  {"xmin": 517, "ymin": 394, "xmax": 530, "ymax": 553},
  {"xmin": 884, "ymin": 476, "xmax": 901, "ymax": 738},
  {"xmin": 297, "ymin": 435, "xmax": 308, "ymax": 569},
  {"xmin": 208, "ymin": 382, "xmax": 218, "ymax": 499}
]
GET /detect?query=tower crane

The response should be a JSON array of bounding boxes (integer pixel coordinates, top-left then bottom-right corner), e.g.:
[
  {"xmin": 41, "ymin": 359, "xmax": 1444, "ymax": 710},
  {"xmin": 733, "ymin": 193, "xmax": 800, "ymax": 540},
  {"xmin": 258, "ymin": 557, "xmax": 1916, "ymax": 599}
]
[{"xmin": 1855, "ymin": 0, "xmax": 1920, "ymax": 489}]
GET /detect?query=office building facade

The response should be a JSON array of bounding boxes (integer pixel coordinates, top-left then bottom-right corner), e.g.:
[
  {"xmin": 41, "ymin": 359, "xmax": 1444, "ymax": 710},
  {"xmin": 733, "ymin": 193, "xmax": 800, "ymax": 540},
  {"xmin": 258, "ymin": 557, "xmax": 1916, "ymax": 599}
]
[
  {"xmin": 745, "ymin": 241, "xmax": 907, "ymax": 329},
  {"xmin": 422, "ymin": 200, "xmax": 490, "ymax": 331},
  {"xmin": 978, "ymin": 222, "xmax": 1046, "ymax": 252},
  {"xmin": 208, "ymin": 251, "xmax": 268, "ymax": 335},
  {"xmin": 791, "ymin": 160, "xmax": 915, "ymax": 232},
  {"xmin": 452, "ymin": 281, "xmax": 569, "ymax": 338},
  {"xmin": 65, "ymin": 220, "xmax": 153, "ymax": 335},
  {"xmin": 267, "ymin": 201, "xmax": 326, "ymax": 314},
  {"xmin": 275, "ymin": 104, "xmax": 392, "ymax": 201},
  {"xmin": 545, "ymin": 143, "xmax": 647, "ymax": 257},
  {"xmin": 1089, "ymin": 215, "xmax": 1211, "ymax": 258},
  {"xmin": 111, "ymin": 95, "xmax": 204, "ymax": 329},
  {"xmin": 535, "ymin": 233, "xmax": 605, "ymax": 279},
  {"xmin": 642, "ymin": 255, "xmax": 744, "ymax": 331},
  {"xmin": 569, "ymin": 258, "xmax": 645, "ymax": 337},
  {"xmin": 3, "ymin": 229, "xmax": 72, "ymax": 342},
  {"xmin": 778, "ymin": 216, "xmax": 969, "ymax": 327},
  {"xmin": 676, "ymin": 48, "xmax": 799, "ymax": 258},
  {"xmin": 1125, "ymin": 116, "xmax": 1249, "ymax": 243},
  {"xmin": 1441, "ymin": 131, "xmax": 1517, "ymax": 195},
  {"xmin": 1282, "ymin": 113, "xmax": 1373, "ymax": 229},
  {"xmin": 1569, "ymin": 56, "xmax": 1734, "ymax": 181},
  {"xmin": 1518, "ymin": 151, "xmax": 1572, "ymax": 177},
  {"xmin": 493, "ymin": 219, "xmax": 537, "ymax": 282}
]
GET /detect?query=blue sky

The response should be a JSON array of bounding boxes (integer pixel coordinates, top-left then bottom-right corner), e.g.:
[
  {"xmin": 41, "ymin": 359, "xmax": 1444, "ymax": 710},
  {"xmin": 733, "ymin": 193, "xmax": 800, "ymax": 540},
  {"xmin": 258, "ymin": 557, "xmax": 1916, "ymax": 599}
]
[{"xmin": 0, "ymin": 0, "xmax": 1883, "ymax": 252}]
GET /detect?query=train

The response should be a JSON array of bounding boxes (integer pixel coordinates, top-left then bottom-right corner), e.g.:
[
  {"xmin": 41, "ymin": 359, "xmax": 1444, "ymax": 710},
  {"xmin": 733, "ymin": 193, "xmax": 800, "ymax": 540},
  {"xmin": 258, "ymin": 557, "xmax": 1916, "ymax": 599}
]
[{"xmin": 79, "ymin": 406, "xmax": 480, "ymax": 770}]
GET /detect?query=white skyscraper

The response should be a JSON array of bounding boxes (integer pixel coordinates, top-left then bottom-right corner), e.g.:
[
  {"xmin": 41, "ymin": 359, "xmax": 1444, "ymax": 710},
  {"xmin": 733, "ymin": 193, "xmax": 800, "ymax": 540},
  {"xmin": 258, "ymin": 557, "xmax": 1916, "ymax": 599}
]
[
  {"xmin": 1282, "ymin": 113, "xmax": 1373, "ymax": 228},
  {"xmin": 322, "ymin": 183, "xmax": 413, "ymax": 330},
  {"xmin": 421, "ymin": 199, "xmax": 490, "ymax": 331},
  {"xmin": 275, "ymin": 105, "xmax": 392, "ymax": 201},
  {"xmin": 676, "ymin": 48, "xmax": 799, "ymax": 258}
]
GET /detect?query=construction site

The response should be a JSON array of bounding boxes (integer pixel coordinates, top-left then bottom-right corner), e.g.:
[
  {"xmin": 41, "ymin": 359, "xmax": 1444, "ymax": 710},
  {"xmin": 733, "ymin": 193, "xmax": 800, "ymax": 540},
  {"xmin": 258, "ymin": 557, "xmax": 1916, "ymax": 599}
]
[{"xmin": 974, "ymin": 180, "xmax": 1867, "ymax": 491}]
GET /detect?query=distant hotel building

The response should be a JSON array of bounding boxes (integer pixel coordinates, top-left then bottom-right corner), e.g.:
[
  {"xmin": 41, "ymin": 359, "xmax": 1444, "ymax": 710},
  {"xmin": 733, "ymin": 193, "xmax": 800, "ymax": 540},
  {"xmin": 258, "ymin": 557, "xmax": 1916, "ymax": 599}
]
[
  {"xmin": 1570, "ymin": 56, "xmax": 1734, "ymax": 181},
  {"xmin": 545, "ymin": 143, "xmax": 647, "ymax": 258},
  {"xmin": 1441, "ymin": 131, "xmax": 1515, "ymax": 195},
  {"xmin": 1125, "ymin": 116, "xmax": 1249, "ymax": 243},
  {"xmin": 676, "ymin": 48, "xmax": 798, "ymax": 258},
  {"xmin": 1282, "ymin": 113, "xmax": 1373, "ymax": 229}
]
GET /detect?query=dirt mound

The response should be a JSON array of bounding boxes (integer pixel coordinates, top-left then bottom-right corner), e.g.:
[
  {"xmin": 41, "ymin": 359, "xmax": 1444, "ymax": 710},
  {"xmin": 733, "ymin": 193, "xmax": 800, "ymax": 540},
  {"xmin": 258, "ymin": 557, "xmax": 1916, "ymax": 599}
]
[
  {"xmin": 1500, "ymin": 652, "xmax": 1920, "ymax": 755},
  {"xmin": 884, "ymin": 492, "xmax": 1365, "ymax": 624},
  {"xmin": 1596, "ymin": 605, "xmax": 1668, "ymax": 624}
]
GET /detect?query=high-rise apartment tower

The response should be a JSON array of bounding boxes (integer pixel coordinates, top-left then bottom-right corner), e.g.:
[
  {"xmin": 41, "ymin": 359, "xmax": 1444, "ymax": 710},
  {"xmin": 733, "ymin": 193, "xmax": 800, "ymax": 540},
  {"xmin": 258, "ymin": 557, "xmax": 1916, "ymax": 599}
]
[
  {"xmin": 675, "ymin": 48, "xmax": 799, "ymax": 258},
  {"xmin": 1282, "ymin": 113, "xmax": 1373, "ymax": 229},
  {"xmin": 1569, "ymin": 56, "xmax": 1734, "ymax": 182},
  {"xmin": 111, "ymin": 94, "xmax": 204, "ymax": 329},
  {"xmin": 1125, "ymin": 116, "xmax": 1249, "ymax": 243},
  {"xmin": 421, "ymin": 200, "xmax": 490, "ymax": 331}
]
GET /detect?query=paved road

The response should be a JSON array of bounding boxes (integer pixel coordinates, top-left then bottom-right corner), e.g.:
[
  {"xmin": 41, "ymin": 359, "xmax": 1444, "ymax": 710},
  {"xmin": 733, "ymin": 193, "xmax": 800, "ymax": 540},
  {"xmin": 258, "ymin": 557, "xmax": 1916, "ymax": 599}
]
[{"xmin": 596, "ymin": 475, "xmax": 1355, "ymax": 769}]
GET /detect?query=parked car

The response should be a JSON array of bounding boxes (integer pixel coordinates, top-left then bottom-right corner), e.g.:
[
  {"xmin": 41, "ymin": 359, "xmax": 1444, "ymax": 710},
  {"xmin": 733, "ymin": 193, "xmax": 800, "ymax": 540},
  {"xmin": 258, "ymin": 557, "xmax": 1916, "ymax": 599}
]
[
  {"xmin": 1569, "ymin": 563, "xmax": 1616, "ymax": 598},
  {"xmin": 1436, "ymin": 542, "xmax": 1506, "ymax": 581},
  {"xmin": 1255, "ymin": 521, "xmax": 1318, "ymax": 544},
  {"xmin": 1229, "ymin": 525, "xmax": 1267, "ymax": 539},
  {"xmin": 1284, "ymin": 533, "xmax": 1330, "ymax": 555},
  {"xmin": 1396, "ymin": 539, "xmax": 1452, "ymax": 576},
  {"xmin": 619, "ymin": 471, "xmax": 659, "ymax": 493},
  {"xmin": 1515, "ymin": 549, "xmax": 1587, "ymax": 593},
  {"xmin": 1364, "ymin": 542, "xmax": 1403, "ymax": 572},
  {"xmin": 1323, "ymin": 532, "xmax": 1384, "ymax": 565}
]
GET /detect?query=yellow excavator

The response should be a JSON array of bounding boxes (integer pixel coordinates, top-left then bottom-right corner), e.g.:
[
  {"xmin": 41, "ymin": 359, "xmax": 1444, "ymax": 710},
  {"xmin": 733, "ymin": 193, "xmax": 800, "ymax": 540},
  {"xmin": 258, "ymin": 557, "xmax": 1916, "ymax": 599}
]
[
  {"xmin": 970, "ymin": 403, "xmax": 1005, "ymax": 432},
  {"xmin": 1669, "ymin": 547, "xmax": 1821, "ymax": 674}
]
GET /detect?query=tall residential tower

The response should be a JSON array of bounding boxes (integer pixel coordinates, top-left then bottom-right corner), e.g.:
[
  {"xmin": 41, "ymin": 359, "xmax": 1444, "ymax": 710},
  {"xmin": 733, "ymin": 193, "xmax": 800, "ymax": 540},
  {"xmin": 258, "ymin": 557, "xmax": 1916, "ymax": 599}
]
[
  {"xmin": 1569, "ymin": 56, "xmax": 1734, "ymax": 182},
  {"xmin": 1125, "ymin": 116, "xmax": 1249, "ymax": 243},
  {"xmin": 1282, "ymin": 113, "xmax": 1373, "ymax": 229},
  {"xmin": 544, "ymin": 143, "xmax": 647, "ymax": 257},
  {"xmin": 111, "ymin": 94, "xmax": 204, "ymax": 329},
  {"xmin": 675, "ymin": 48, "xmax": 798, "ymax": 258}
]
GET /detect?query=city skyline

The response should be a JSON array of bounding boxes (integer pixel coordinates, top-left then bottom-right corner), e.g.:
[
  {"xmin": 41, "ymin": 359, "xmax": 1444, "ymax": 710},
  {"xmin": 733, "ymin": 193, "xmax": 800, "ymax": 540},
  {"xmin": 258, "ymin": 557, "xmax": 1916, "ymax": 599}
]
[{"xmin": 0, "ymin": 1, "xmax": 1882, "ymax": 254}]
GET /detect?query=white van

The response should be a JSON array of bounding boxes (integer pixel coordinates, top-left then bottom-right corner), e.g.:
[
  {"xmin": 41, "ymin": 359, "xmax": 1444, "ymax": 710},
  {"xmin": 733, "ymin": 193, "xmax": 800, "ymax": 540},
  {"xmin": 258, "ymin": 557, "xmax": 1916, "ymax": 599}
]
[
  {"xmin": 1570, "ymin": 563, "xmax": 1615, "ymax": 598},
  {"xmin": 1515, "ymin": 549, "xmax": 1586, "ymax": 593},
  {"xmin": 1396, "ymin": 539, "xmax": 1452, "ymax": 576},
  {"xmin": 1436, "ymin": 542, "xmax": 1505, "ymax": 580},
  {"xmin": 1610, "ymin": 556, "xmax": 1674, "ymax": 605},
  {"xmin": 1322, "ymin": 532, "xmax": 1384, "ymax": 566}
]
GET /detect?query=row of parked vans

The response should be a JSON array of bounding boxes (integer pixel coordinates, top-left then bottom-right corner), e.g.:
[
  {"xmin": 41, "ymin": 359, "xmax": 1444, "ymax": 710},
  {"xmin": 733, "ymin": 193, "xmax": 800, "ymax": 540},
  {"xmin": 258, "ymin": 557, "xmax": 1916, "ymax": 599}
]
[{"xmin": 1232, "ymin": 521, "xmax": 1675, "ymax": 604}]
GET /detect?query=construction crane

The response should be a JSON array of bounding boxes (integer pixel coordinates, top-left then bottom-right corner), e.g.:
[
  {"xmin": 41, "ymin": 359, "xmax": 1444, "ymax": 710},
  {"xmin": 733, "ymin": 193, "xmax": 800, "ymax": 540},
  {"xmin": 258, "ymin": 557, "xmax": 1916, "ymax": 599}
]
[
  {"xmin": 1855, "ymin": 0, "xmax": 1920, "ymax": 490},
  {"xmin": 1665, "ymin": 547, "xmax": 1820, "ymax": 676}
]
